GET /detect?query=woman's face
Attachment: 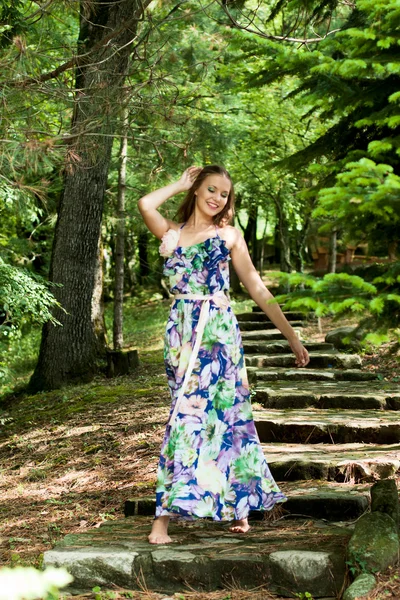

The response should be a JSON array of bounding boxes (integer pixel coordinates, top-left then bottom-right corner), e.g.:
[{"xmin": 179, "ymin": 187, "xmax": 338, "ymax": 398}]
[{"xmin": 194, "ymin": 174, "xmax": 231, "ymax": 218}]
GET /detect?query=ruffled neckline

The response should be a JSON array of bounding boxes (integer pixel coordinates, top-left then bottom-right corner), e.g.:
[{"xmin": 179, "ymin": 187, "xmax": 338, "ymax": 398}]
[{"xmin": 174, "ymin": 236, "xmax": 230, "ymax": 255}]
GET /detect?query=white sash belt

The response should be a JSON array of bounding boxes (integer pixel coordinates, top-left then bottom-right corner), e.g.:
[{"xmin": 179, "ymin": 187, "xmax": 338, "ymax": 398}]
[{"xmin": 167, "ymin": 290, "xmax": 230, "ymax": 426}]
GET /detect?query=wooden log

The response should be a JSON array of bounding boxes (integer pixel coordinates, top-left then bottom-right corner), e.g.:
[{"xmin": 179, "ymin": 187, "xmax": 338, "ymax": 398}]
[{"xmin": 106, "ymin": 348, "xmax": 139, "ymax": 378}]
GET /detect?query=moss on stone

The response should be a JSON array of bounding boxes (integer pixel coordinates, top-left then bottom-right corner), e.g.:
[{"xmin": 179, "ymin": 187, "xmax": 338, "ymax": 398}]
[
  {"xmin": 343, "ymin": 573, "xmax": 376, "ymax": 600},
  {"xmin": 348, "ymin": 512, "xmax": 399, "ymax": 575}
]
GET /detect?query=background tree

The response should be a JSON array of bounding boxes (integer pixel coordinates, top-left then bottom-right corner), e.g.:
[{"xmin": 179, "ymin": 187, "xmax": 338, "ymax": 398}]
[{"xmin": 29, "ymin": 0, "xmax": 152, "ymax": 391}]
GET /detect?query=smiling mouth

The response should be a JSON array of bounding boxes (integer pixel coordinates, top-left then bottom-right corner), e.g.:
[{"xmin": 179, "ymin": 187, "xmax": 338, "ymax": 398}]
[{"xmin": 207, "ymin": 202, "xmax": 219, "ymax": 210}]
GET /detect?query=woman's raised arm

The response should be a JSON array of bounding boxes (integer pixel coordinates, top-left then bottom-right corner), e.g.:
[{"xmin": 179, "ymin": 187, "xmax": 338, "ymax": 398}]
[{"xmin": 138, "ymin": 166, "xmax": 201, "ymax": 239}]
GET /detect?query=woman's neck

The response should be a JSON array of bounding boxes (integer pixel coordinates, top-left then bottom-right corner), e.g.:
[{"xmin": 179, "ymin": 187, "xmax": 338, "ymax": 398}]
[{"xmin": 186, "ymin": 209, "xmax": 215, "ymax": 230}]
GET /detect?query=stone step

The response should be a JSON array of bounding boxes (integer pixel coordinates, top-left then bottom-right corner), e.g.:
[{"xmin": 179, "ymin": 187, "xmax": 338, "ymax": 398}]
[
  {"xmin": 263, "ymin": 442, "xmax": 400, "ymax": 481},
  {"xmin": 246, "ymin": 352, "xmax": 362, "ymax": 369},
  {"xmin": 242, "ymin": 328, "xmax": 288, "ymax": 341},
  {"xmin": 253, "ymin": 381, "xmax": 400, "ymax": 410},
  {"xmin": 124, "ymin": 481, "xmax": 370, "ymax": 523},
  {"xmin": 252, "ymin": 307, "xmax": 307, "ymax": 320},
  {"xmin": 247, "ymin": 366, "xmax": 378, "ymax": 383},
  {"xmin": 253, "ymin": 408, "xmax": 400, "ymax": 444},
  {"xmin": 239, "ymin": 320, "xmax": 305, "ymax": 331},
  {"xmin": 237, "ymin": 312, "xmax": 304, "ymax": 323},
  {"xmin": 43, "ymin": 516, "xmax": 350, "ymax": 597},
  {"xmin": 243, "ymin": 340, "xmax": 334, "ymax": 354}
]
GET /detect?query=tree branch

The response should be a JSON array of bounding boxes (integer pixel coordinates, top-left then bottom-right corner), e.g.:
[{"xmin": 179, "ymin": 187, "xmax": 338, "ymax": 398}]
[
  {"xmin": 216, "ymin": 0, "xmax": 341, "ymax": 44},
  {"xmin": 12, "ymin": 0, "xmax": 191, "ymax": 88}
]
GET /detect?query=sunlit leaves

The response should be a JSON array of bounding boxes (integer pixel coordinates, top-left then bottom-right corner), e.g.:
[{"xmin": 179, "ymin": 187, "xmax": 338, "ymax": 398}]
[
  {"xmin": 269, "ymin": 269, "xmax": 400, "ymax": 342},
  {"xmin": 314, "ymin": 159, "xmax": 400, "ymax": 245},
  {"xmin": 0, "ymin": 258, "xmax": 63, "ymax": 337}
]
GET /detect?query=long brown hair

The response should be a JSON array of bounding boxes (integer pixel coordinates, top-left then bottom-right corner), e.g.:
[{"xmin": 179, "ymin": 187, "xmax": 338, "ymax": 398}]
[{"xmin": 176, "ymin": 165, "xmax": 235, "ymax": 226}]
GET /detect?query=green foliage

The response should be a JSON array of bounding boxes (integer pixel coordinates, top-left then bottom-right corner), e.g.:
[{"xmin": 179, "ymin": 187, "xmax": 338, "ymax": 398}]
[
  {"xmin": 314, "ymin": 159, "xmax": 400, "ymax": 245},
  {"xmin": 271, "ymin": 267, "xmax": 400, "ymax": 342},
  {"xmin": 0, "ymin": 566, "xmax": 72, "ymax": 600},
  {"xmin": 296, "ymin": 593, "xmax": 315, "ymax": 600},
  {"xmin": 242, "ymin": 0, "xmax": 399, "ymax": 251},
  {"xmin": 0, "ymin": 0, "xmax": 28, "ymax": 47},
  {"xmin": 346, "ymin": 547, "xmax": 371, "ymax": 576},
  {"xmin": 0, "ymin": 257, "xmax": 63, "ymax": 335}
]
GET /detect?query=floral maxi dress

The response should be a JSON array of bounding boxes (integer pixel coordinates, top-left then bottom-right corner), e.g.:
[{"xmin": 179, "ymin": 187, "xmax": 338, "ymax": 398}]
[{"xmin": 155, "ymin": 231, "xmax": 286, "ymax": 521}]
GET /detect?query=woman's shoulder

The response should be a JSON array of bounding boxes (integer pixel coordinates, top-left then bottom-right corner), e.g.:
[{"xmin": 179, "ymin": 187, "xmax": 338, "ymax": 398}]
[{"xmin": 218, "ymin": 225, "xmax": 243, "ymax": 250}]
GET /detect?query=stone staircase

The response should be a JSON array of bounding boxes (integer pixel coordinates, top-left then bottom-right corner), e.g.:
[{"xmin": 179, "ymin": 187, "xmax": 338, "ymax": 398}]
[
  {"xmin": 44, "ymin": 305, "xmax": 400, "ymax": 598},
  {"xmin": 242, "ymin": 305, "xmax": 399, "ymax": 485}
]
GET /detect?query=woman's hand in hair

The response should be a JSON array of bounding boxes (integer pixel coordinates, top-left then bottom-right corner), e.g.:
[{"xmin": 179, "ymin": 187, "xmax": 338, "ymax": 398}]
[{"xmin": 178, "ymin": 166, "xmax": 202, "ymax": 191}]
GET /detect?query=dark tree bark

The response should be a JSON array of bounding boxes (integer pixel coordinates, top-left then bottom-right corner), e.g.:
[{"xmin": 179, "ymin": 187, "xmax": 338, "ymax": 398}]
[
  {"xmin": 29, "ymin": 0, "xmax": 151, "ymax": 392},
  {"xmin": 229, "ymin": 262, "xmax": 243, "ymax": 294}
]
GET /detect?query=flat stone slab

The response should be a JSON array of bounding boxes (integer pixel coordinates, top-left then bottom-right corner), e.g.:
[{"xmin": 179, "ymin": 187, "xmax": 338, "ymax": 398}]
[
  {"xmin": 243, "ymin": 341, "xmax": 334, "ymax": 354},
  {"xmin": 238, "ymin": 320, "xmax": 305, "ymax": 331},
  {"xmin": 237, "ymin": 312, "xmax": 304, "ymax": 323},
  {"xmin": 242, "ymin": 329, "xmax": 298, "ymax": 341},
  {"xmin": 251, "ymin": 308, "xmax": 307, "ymax": 320},
  {"xmin": 254, "ymin": 382, "xmax": 400, "ymax": 410},
  {"xmin": 246, "ymin": 352, "xmax": 362, "ymax": 369},
  {"xmin": 270, "ymin": 550, "xmax": 345, "ymax": 598},
  {"xmin": 43, "ymin": 517, "xmax": 350, "ymax": 597},
  {"xmin": 248, "ymin": 367, "xmax": 378, "ymax": 383},
  {"xmin": 262, "ymin": 442, "xmax": 400, "ymax": 481},
  {"xmin": 125, "ymin": 481, "xmax": 370, "ymax": 522},
  {"xmin": 254, "ymin": 408, "xmax": 400, "ymax": 444}
]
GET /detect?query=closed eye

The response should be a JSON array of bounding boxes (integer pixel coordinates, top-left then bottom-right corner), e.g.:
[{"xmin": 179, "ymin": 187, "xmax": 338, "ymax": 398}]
[{"xmin": 208, "ymin": 186, "xmax": 228, "ymax": 197}]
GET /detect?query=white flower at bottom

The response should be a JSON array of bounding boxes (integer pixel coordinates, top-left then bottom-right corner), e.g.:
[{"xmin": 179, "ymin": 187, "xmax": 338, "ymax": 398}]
[
  {"xmin": 195, "ymin": 456, "xmax": 226, "ymax": 494},
  {"xmin": 194, "ymin": 495, "xmax": 215, "ymax": 517}
]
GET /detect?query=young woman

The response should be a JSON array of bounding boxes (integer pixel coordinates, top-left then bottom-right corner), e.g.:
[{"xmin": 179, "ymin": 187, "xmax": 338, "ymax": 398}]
[{"xmin": 138, "ymin": 164, "xmax": 310, "ymax": 545}]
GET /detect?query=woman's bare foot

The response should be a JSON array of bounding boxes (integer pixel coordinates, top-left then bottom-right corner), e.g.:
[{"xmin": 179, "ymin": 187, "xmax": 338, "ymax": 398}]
[
  {"xmin": 229, "ymin": 518, "xmax": 251, "ymax": 533},
  {"xmin": 148, "ymin": 516, "xmax": 172, "ymax": 544}
]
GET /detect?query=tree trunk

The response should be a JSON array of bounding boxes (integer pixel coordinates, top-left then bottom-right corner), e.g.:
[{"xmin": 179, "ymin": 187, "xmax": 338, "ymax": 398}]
[
  {"xmin": 329, "ymin": 228, "xmax": 338, "ymax": 273},
  {"xmin": 388, "ymin": 241, "xmax": 398, "ymax": 261},
  {"xmin": 29, "ymin": 0, "xmax": 151, "ymax": 392},
  {"xmin": 244, "ymin": 204, "xmax": 258, "ymax": 264},
  {"xmin": 294, "ymin": 214, "xmax": 311, "ymax": 273},
  {"xmin": 259, "ymin": 213, "xmax": 269, "ymax": 277},
  {"xmin": 274, "ymin": 193, "xmax": 293, "ymax": 272},
  {"xmin": 113, "ymin": 101, "xmax": 129, "ymax": 350},
  {"xmin": 138, "ymin": 231, "xmax": 150, "ymax": 283},
  {"xmin": 230, "ymin": 262, "xmax": 242, "ymax": 294},
  {"xmin": 124, "ymin": 231, "xmax": 137, "ymax": 294},
  {"xmin": 92, "ymin": 234, "xmax": 107, "ymax": 351}
]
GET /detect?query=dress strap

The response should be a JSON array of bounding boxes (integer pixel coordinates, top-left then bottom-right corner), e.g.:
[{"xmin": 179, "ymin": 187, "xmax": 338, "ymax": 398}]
[
  {"xmin": 215, "ymin": 223, "xmax": 220, "ymax": 238},
  {"xmin": 180, "ymin": 222, "xmax": 186, "ymax": 230}
]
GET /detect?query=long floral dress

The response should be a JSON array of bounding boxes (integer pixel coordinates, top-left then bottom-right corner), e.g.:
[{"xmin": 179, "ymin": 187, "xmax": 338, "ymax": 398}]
[{"xmin": 154, "ymin": 231, "xmax": 286, "ymax": 521}]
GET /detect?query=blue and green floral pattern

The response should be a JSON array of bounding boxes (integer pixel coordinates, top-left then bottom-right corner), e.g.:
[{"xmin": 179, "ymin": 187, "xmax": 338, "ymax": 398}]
[{"xmin": 155, "ymin": 235, "xmax": 286, "ymax": 520}]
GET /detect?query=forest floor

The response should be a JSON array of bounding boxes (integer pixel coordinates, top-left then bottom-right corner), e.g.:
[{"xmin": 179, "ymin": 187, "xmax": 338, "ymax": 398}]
[{"xmin": 0, "ymin": 295, "xmax": 399, "ymax": 600}]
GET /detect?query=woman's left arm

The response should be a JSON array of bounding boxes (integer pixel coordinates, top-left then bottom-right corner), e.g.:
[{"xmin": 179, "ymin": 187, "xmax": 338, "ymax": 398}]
[{"xmin": 229, "ymin": 228, "xmax": 310, "ymax": 367}]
